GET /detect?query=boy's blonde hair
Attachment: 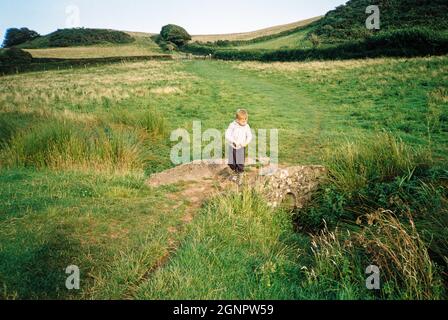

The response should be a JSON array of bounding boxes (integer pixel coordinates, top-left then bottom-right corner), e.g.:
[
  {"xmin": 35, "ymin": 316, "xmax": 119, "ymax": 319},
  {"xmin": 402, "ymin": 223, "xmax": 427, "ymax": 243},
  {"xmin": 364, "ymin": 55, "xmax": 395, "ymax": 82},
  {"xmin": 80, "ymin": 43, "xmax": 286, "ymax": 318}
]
[{"xmin": 236, "ymin": 109, "xmax": 248, "ymax": 120}]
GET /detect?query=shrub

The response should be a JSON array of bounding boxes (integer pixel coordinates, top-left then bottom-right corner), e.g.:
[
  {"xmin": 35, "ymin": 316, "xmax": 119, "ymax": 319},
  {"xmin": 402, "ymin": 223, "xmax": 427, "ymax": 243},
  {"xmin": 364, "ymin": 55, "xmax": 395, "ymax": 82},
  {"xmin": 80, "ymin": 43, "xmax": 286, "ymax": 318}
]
[
  {"xmin": 216, "ymin": 40, "xmax": 231, "ymax": 47},
  {"xmin": 0, "ymin": 47, "xmax": 33, "ymax": 66},
  {"xmin": 160, "ymin": 24, "xmax": 191, "ymax": 47},
  {"xmin": 2, "ymin": 28, "xmax": 40, "ymax": 48},
  {"xmin": 181, "ymin": 43, "xmax": 217, "ymax": 55},
  {"xmin": 364, "ymin": 28, "xmax": 448, "ymax": 54},
  {"xmin": 158, "ymin": 40, "xmax": 178, "ymax": 52}
]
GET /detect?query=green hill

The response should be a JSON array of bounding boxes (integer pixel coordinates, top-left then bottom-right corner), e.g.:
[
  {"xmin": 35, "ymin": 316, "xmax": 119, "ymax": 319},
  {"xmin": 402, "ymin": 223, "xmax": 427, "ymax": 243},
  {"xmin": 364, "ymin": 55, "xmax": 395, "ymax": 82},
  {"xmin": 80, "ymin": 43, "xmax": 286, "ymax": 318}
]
[
  {"xmin": 191, "ymin": 16, "xmax": 321, "ymax": 43},
  {"xmin": 12, "ymin": 29, "xmax": 163, "ymax": 60},
  {"xmin": 314, "ymin": 0, "xmax": 448, "ymax": 43},
  {"xmin": 183, "ymin": 0, "xmax": 448, "ymax": 61},
  {"xmin": 220, "ymin": 22, "xmax": 319, "ymax": 51},
  {"xmin": 18, "ymin": 28, "xmax": 135, "ymax": 49},
  {"xmin": 229, "ymin": 0, "xmax": 448, "ymax": 50}
]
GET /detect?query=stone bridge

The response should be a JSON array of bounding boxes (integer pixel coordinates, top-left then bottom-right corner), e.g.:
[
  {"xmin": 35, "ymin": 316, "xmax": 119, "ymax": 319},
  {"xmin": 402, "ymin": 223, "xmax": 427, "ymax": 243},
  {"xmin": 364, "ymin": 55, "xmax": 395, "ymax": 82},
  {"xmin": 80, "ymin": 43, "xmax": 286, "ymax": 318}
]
[
  {"xmin": 260, "ymin": 165, "xmax": 327, "ymax": 210},
  {"xmin": 146, "ymin": 159, "xmax": 327, "ymax": 211}
]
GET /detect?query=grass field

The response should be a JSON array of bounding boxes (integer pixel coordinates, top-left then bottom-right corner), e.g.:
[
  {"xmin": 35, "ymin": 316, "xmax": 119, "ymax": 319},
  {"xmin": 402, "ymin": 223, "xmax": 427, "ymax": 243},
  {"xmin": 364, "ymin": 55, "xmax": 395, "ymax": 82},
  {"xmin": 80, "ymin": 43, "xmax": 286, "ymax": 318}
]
[
  {"xmin": 23, "ymin": 33, "xmax": 163, "ymax": 59},
  {"xmin": 232, "ymin": 27, "xmax": 313, "ymax": 50},
  {"xmin": 0, "ymin": 54, "xmax": 447, "ymax": 299}
]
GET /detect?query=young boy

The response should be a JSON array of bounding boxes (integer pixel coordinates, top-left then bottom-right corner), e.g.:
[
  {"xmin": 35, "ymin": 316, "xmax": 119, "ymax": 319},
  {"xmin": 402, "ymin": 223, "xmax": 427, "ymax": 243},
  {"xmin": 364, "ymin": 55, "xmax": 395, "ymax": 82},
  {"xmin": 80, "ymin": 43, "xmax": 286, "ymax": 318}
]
[{"xmin": 225, "ymin": 109, "xmax": 253, "ymax": 182}]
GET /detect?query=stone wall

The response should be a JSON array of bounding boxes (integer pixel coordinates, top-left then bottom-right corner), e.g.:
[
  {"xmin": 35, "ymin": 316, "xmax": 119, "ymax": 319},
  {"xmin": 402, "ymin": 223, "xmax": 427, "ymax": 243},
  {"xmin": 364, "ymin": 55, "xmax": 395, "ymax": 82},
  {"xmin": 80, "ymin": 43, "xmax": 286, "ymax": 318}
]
[{"xmin": 261, "ymin": 166, "xmax": 327, "ymax": 210}]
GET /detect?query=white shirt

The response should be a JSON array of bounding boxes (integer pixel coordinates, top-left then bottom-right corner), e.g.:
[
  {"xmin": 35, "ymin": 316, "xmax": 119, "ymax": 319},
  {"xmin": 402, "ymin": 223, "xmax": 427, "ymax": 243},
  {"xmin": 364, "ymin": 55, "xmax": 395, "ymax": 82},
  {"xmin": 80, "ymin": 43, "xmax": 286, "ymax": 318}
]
[{"xmin": 225, "ymin": 121, "xmax": 253, "ymax": 149}]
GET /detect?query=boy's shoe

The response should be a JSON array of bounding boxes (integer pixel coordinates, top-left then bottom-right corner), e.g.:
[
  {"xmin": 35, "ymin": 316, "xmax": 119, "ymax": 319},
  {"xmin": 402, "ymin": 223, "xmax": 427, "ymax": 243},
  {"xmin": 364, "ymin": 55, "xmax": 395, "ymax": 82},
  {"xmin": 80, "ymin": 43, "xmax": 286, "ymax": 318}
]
[
  {"xmin": 229, "ymin": 175, "xmax": 238, "ymax": 183},
  {"xmin": 237, "ymin": 173, "xmax": 244, "ymax": 186}
]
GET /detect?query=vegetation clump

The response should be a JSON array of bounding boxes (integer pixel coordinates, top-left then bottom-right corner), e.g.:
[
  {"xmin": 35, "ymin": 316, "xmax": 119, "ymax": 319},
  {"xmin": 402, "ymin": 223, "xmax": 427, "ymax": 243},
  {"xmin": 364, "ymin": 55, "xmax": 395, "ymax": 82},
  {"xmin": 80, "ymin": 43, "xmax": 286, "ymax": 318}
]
[{"xmin": 2, "ymin": 28, "xmax": 40, "ymax": 48}]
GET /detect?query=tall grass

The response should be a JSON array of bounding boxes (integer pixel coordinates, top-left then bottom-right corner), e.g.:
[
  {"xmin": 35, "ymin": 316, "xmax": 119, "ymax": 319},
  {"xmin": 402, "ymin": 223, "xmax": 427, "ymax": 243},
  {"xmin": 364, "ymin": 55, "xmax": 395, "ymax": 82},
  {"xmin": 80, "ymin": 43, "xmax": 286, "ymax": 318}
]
[
  {"xmin": 355, "ymin": 210, "xmax": 443, "ymax": 299},
  {"xmin": 304, "ymin": 210, "xmax": 444, "ymax": 300},
  {"xmin": 0, "ymin": 119, "xmax": 149, "ymax": 174},
  {"xmin": 134, "ymin": 188, "xmax": 304, "ymax": 299},
  {"xmin": 107, "ymin": 108, "xmax": 168, "ymax": 139},
  {"xmin": 303, "ymin": 226, "xmax": 369, "ymax": 299},
  {"xmin": 324, "ymin": 132, "xmax": 432, "ymax": 193},
  {"xmin": 299, "ymin": 132, "xmax": 447, "ymax": 299}
]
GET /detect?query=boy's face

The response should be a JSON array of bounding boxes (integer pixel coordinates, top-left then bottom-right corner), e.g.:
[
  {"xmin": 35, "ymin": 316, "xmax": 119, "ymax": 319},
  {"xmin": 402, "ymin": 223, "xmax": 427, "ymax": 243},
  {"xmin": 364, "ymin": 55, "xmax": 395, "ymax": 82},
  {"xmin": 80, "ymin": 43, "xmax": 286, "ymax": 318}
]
[{"xmin": 236, "ymin": 117, "xmax": 248, "ymax": 126}]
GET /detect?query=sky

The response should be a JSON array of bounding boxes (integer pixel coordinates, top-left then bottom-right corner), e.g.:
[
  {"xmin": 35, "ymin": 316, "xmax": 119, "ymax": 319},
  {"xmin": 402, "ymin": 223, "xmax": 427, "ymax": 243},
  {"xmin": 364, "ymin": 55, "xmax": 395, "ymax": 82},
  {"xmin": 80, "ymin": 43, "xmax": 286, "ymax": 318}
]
[{"xmin": 0, "ymin": 0, "xmax": 347, "ymax": 42}]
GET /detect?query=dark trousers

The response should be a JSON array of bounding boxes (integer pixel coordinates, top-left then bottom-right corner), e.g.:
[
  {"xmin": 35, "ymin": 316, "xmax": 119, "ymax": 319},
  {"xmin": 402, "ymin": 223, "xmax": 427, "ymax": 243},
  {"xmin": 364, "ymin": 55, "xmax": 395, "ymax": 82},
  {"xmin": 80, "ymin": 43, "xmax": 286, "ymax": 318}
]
[{"xmin": 228, "ymin": 146, "xmax": 245, "ymax": 173}]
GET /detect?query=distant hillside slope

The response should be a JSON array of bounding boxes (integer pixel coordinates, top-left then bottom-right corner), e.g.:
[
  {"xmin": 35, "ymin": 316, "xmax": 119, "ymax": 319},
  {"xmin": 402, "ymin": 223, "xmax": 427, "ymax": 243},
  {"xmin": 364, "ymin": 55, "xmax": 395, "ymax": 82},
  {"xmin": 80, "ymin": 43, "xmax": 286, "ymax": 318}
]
[
  {"xmin": 19, "ymin": 28, "xmax": 135, "ymax": 49},
  {"xmin": 227, "ymin": 23, "xmax": 317, "ymax": 51},
  {"xmin": 222, "ymin": 0, "xmax": 448, "ymax": 50},
  {"xmin": 314, "ymin": 0, "xmax": 448, "ymax": 43},
  {"xmin": 182, "ymin": 0, "xmax": 448, "ymax": 61},
  {"xmin": 20, "ymin": 30, "xmax": 163, "ymax": 59},
  {"xmin": 191, "ymin": 17, "xmax": 321, "ymax": 42}
]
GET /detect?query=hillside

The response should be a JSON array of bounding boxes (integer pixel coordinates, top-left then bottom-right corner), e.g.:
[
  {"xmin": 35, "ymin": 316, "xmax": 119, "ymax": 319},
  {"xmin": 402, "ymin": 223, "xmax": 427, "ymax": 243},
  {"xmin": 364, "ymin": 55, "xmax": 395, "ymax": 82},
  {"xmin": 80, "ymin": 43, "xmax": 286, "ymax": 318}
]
[
  {"xmin": 225, "ymin": 23, "xmax": 317, "ymax": 51},
  {"xmin": 314, "ymin": 0, "xmax": 448, "ymax": 43},
  {"xmin": 191, "ymin": 16, "xmax": 321, "ymax": 42},
  {"xmin": 19, "ymin": 28, "xmax": 136, "ymax": 49},
  {"xmin": 182, "ymin": 0, "xmax": 448, "ymax": 61},
  {"xmin": 226, "ymin": 0, "xmax": 448, "ymax": 50}
]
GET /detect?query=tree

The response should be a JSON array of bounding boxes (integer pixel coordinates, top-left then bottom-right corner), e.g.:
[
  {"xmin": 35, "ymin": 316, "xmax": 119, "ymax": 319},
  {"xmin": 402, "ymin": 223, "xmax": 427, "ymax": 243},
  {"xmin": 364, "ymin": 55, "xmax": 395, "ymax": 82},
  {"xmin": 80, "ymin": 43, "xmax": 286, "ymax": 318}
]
[
  {"xmin": 159, "ymin": 24, "xmax": 191, "ymax": 47},
  {"xmin": 2, "ymin": 28, "xmax": 40, "ymax": 48}
]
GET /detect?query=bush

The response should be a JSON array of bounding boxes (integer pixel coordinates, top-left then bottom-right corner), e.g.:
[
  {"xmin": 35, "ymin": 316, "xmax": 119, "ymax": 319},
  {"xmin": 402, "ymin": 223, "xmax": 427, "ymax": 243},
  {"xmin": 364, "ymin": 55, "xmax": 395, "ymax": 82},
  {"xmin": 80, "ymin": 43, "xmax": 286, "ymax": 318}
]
[
  {"xmin": 160, "ymin": 24, "xmax": 191, "ymax": 47},
  {"xmin": 365, "ymin": 28, "xmax": 448, "ymax": 54},
  {"xmin": 181, "ymin": 43, "xmax": 217, "ymax": 55},
  {"xmin": 2, "ymin": 28, "xmax": 40, "ymax": 48},
  {"xmin": 158, "ymin": 40, "xmax": 178, "ymax": 52},
  {"xmin": 216, "ymin": 40, "xmax": 231, "ymax": 47},
  {"xmin": 0, "ymin": 47, "xmax": 33, "ymax": 66}
]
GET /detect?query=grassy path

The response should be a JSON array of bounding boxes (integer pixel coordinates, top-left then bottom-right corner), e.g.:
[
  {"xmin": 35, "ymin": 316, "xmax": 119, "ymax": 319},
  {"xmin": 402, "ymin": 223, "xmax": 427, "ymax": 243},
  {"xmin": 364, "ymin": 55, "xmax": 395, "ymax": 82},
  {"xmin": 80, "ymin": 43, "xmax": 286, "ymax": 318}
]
[
  {"xmin": 130, "ymin": 57, "xmax": 448, "ymax": 300},
  {"xmin": 126, "ymin": 60, "xmax": 333, "ymax": 299},
  {"xmin": 180, "ymin": 60, "xmax": 327, "ymax": 164}
]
